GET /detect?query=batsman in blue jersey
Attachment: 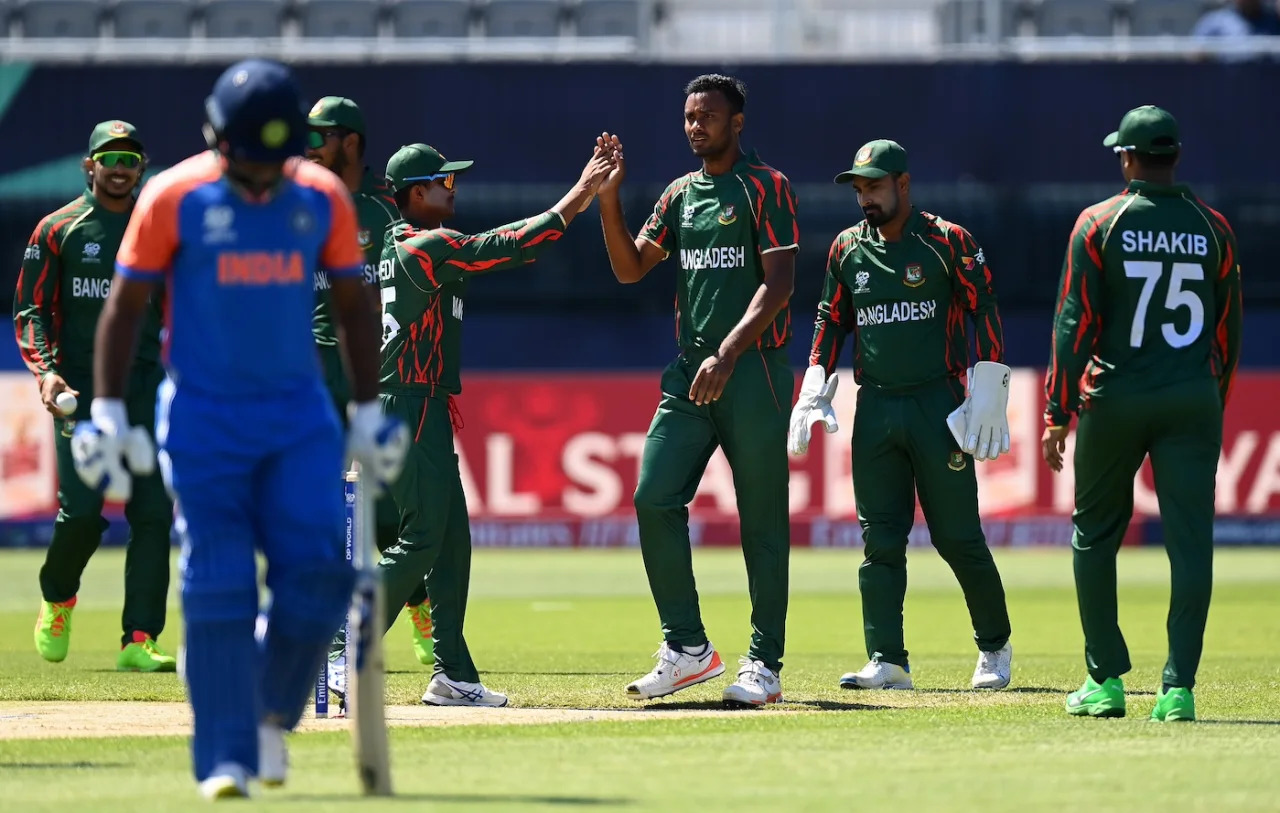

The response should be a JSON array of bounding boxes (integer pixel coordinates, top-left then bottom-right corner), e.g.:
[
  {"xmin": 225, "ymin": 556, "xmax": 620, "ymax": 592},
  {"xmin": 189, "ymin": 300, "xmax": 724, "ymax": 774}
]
[{"xmin": 71, "ymin": 60, "xmax": 408, "ymax": 800}]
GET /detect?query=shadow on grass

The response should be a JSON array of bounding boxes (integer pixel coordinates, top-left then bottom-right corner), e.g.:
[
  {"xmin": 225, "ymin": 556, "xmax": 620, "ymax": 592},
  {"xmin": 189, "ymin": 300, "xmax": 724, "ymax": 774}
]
[
  {"xmin": 789, "ymin": 699, "xmax": 893, "ymax": 712},
  {"xmin": 488, "ymin": 672, "xmax": 634, "ymax": 678},
  {"xmin": 0, "ymin": 762, "xmax": 129, "ymax": 769},
  {"xmin": 277, "ymin": 793, "xmax": 631, "ymax": 805},
  {"xmin": 1199, "ymin": 719, "xmax": 1280, "ymax": 726},
  {"xmin": 917, "ymin": 687, "xmax": 1066, "ymax": 695}
]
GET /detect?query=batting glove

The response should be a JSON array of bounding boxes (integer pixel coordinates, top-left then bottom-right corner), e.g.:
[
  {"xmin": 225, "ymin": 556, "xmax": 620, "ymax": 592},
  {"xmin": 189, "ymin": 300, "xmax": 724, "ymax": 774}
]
[
  {"xmin": 787, "ymin": 365, "xmax": 840, "ymax": 456},
  {"xmin": 347, "ymin": 400, "xmax": 409, "ymax": 493},
  {"xmin": 71, "ymin": 398, "xmax": 156, "ymax": 502},
  {"xmin": 946, "ymin": 361, "xmax": 1012, "ymax": 462}
]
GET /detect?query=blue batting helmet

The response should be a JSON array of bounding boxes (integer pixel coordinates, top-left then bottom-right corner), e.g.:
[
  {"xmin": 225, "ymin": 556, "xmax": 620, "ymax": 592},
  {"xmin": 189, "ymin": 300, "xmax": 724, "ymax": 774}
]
[{"xmin": 204, "ymin": 59, "xmax": 308, "ymax": 163}]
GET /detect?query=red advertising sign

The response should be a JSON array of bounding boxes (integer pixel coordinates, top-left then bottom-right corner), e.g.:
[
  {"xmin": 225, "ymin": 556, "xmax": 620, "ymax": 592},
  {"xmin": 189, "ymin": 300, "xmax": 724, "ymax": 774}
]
[{"xmin": 449, "ymin": 370, "xmax": 1280, "ymax": 547}]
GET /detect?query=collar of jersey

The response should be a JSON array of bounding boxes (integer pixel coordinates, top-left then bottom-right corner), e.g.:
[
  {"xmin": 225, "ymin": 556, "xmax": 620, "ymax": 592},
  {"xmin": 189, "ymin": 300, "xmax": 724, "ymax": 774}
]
[
  {"xmin": 697, "ymin": 149, "xmax": 758, "ymax": 180},
  {"xmin": 1125, "ymin": 180, "xmax": 1191, "ymax": 197}
]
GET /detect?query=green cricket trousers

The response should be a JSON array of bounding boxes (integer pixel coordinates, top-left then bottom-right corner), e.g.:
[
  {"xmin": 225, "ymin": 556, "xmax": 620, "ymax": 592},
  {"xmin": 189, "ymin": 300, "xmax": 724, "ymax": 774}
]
[
  {"xmin": 853, "ymin": 376, "xmax": 1011, "ymax": 668},
  {"xmin": 46, "ymin": 365, "xmax": 173, "ymax": 647},
  {"xmin": 633, "ymin": 347, "xmax": 793, "ymax": 673},
  {"xmin": 1071, "ymin": 376, "xmax": 1222, "ymax": 690}
]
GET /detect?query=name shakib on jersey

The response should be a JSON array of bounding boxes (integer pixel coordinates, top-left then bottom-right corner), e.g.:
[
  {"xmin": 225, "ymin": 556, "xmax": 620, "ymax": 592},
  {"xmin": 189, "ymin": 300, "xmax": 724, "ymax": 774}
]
[
  {"xmin": 1120, "ymin": 230, "xmax": 1210, "ymax": 257},
  {"xmin": 217, "ymin": 251, "xmax": 305, "ymax": 286},
  {"xmin": 71, "ymin": 277, "xmax": 111, "ymax": 299},
  {"xmin": 857, "ymin": 300, "xmax": 938, "ymax": 327},
  {"xmin": 680, "ymin": 246, "xmax": 747, "ymax": 271}
]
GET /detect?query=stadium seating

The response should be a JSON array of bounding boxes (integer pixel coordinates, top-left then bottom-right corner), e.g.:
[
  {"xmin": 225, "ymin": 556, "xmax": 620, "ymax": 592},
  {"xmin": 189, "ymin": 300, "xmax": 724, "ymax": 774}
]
[
  {"xmin": 388, "ymin": 0, "xmax": 472, "ymax": 37},
  {"xmin": 484, "ymin": 0, "xmax": 562, "ymax": 37},
  {"xmin": 1034, "ymin": 0, "xmax": 1116, "ymax": 37},
  {"xmin": 201, "ymin": 0, "xmax": 285, "ymax": 37},
  {"xmin": 113, "ymin": 0, "xmax": 192, "ymax": 37},
  {"xmin": 298, "ymin": 0, "xmax": 379, "ymax": 38},
  {"xmin": 1127, "ymin": 0, "xmax": 1205, "ymax": 37},
  {"xmin": 576, "ymin": 0, "xmax": 640, "ymax": 37},
  {"xmin": 16, "ymin": 0, "xmax": 101, "ymax": 37}
]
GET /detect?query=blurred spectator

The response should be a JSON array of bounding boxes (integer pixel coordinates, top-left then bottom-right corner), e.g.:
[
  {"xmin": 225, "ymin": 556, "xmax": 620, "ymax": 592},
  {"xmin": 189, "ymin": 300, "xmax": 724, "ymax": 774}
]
[
  {"xmin": 1193, "ymin": 0, "xmax": 1280, "ymax": 38},
  {"xmin": 1192, "ymin": 0, "xmax": 1280, "ymax": 61}
]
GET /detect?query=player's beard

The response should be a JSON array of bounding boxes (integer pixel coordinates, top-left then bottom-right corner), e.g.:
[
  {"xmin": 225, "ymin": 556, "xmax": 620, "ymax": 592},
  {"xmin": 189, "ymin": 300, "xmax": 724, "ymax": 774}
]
[
  {"xmin": 863, "ymin": 190, "xmax": 899, "ymax": 227},
  {"xmin": 330, "ymin": 150, "xmax": 349, "ymax": 178}
]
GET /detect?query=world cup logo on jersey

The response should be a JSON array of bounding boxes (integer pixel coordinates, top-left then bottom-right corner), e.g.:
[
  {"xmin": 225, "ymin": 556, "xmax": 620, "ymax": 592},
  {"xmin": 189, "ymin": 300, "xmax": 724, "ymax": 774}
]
[{"xmin": 853, "ymin": 270, "xmax": 871, "ymax": 294}]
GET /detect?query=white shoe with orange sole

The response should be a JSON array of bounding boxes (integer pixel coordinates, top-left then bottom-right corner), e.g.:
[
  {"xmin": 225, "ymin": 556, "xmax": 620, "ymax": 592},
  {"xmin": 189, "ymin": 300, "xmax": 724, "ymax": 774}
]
[
  {"xmin": 722, "ymin": 658, "xmax": 782, "ymax": 707},
  {"xmin": 626, "ymin": 642, "xmax": 725, "ymax": 700}
]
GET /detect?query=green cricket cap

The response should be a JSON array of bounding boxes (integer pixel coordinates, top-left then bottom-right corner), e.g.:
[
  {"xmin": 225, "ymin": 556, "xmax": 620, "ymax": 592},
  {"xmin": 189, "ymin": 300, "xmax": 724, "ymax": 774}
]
[
  {"xmin": 307, "ymin": 96, "xmax": 365, "ymax": 135},
  {"xmin": 834, "ymin": 139, "xmax": 908, "ymax": 183},
  {"xmin": 384, "ymin": 144, "xmax": 473, "ymax": 192},
  {"xmin": 88, "ymin": 120, "xmax": 143, "ymax": 154},
  {"xmin": 1103, "ymin": 105, "xmax": 1180, "ymax": 155}
]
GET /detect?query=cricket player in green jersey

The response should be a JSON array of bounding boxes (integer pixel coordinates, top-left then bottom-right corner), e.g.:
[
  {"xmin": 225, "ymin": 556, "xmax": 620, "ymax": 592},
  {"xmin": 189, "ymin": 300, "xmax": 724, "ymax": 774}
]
[
  {"xmin": 305, "ymin": 96, "xmax": 434, "ymax": 673},
  {"xmin": 594, "ymin": 74, "xmax": 799, "ymax": 707},
  {"xmin": 793, "ymin": 139, "xmax": 1014, "ymax": 692},
  {"xmin": 373, "ymin": 142, "xmax": 614, "ymax": 706},
  {"xmin": 12, "ymin": 120, "xmax": 175, "ymax": 672},
  {"xmin": 1044, "ymin": 106, "xmax": 1242, "ymax": 722}
]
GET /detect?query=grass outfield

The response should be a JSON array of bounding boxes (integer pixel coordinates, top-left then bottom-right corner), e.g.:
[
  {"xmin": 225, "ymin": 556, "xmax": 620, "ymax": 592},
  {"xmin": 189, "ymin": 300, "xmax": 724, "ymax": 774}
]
[{"xmin": 0, "ymin": 546, "xmax": 1278, "ymax": 811}]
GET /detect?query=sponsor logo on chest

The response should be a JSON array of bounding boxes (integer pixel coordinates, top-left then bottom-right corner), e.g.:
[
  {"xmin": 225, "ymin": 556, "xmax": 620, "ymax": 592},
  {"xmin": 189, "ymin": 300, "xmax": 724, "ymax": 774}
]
[
  {"xmin": 680, "ymin": 246, "xmax": 747, "ymax": 271},
  {"xmin": 71, "ymin": 277, "xmax": 111, "ymax": 299},
  {"xmin": 856, "ymin": 299, "xmax": 938, "ymax": 326}
]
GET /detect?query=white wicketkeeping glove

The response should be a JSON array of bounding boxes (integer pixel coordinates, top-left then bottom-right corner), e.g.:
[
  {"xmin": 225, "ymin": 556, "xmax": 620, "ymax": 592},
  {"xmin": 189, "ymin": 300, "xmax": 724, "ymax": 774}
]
[
  {"xmin": 347, "ymin": 400, "xmax": 410, "ymax": 493},
  {"xmin": 71, "ymin": 398, "xmax": 156, "ymax": 502},
  {"xmin": 946, "ymin": 361, "xmax": 1011, "ymax": 462},
  {"xmin": 787, "ymin": 365, "xmax": 840, "ymax": 456}
]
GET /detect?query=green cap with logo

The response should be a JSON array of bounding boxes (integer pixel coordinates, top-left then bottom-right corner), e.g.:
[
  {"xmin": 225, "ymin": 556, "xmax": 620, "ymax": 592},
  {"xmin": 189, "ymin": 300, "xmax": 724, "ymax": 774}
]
[
  {"xmin": 307, "ymin": 96, "xmax": 365, "ymax": 135},
  {"xmin": 88, "ymin": 120, "xmax": 143, "ymax": 154},
  {"xmin": 1103, "ymin": 105, "xmax": 1180, "ymax": 155},
  {"xmin": 384, "ymin": 144, "xmax": 474, "ymax": 192},
  {"xmin": 834, "ymin": 139, "xmax": 908, "ymax": 183}
]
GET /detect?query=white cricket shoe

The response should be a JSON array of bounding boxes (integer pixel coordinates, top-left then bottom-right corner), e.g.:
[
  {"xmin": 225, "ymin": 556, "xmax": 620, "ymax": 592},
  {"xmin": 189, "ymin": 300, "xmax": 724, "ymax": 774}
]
[
  {"xmin": 971, "ymin": 642, "xmax": 1013, "ymax": 689},
  {"xmin": 625, "ymin": 641, "xmax": 725, "ymax": 701},
  {"xmin": 422, "ymin": 673, "xmax": 510, "ymax": 707},
  {"xmin": 257, "ymin": 722, "xmax": 287, "ymax": 787},
  {"xmin": 839, "ymin": 659, "xmax": 914, "ymax": 690},
  {"xmin": 722, "ymin": 658, "xmax": 782, "ymax": 707},
  {"xmin": 199, "ymin": 762, "xmax": 250, "ymax": 800}
]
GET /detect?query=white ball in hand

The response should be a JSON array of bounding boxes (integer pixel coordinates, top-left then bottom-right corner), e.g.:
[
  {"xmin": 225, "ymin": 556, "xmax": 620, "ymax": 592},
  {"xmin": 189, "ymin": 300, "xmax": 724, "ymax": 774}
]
[{"xmin": 55, "ymin": 391, "xmax": 78, "ymax": 416}]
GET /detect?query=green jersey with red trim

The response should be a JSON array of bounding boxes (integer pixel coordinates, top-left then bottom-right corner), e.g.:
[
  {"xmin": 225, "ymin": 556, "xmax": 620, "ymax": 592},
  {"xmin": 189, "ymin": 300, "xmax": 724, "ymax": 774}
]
[
  {"xmin": 12, "ymin": 191, "xmax": 162, "ymax": 388},
  {"xmin": 809, "ymin": 208, "xmax": 1003, "ymax": 390},
  {"xmin": 1045, "ymin": 181, "xmax": 1242, "ymax": 427},
  {"xmin": 378, "ymin": 211, "xmax": 566, "ymax": 395},
  {"xmin": 313, "ymin": 169, "xmax": 398, "ymax": 347},
  {"xmin": 638, "ymin": 150, "xmax": 799, "ymax": 352}
]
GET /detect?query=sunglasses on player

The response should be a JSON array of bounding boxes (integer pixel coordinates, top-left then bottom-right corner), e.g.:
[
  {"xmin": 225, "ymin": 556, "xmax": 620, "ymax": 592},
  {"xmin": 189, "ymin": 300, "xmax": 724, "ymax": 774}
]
[
  {"xmin": 92, "ymin": 151, "xmax": 142, "ymax": 169},
  {"xmin": 402, "ymin": 173, "xmax": 456, "ymax": 191},
  {"xmin": 307, "ymin": 129, "xmax": 349, "ymax": 149}
]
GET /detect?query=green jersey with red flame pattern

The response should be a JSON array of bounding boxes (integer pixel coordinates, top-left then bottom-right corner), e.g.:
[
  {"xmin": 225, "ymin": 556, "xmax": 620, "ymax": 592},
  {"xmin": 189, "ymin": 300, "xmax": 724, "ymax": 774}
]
[
  {"xmin": 378, "ymin": 210, "xmax": 566, "ymax": 395},
  {"xmin": 809, "ymin": 208, "xmax": 1003, "ymax": 388},
  {"xmin": 638, "ymin": 150, "xmax": 799, "ymax": 352},
  {"xmin": 13, "ymin": 191, "xmax": 163, "ymax": 386},
  {"xmin": 1045, "ymin": 180, "xmax": 1242, "ymax": 427},
  {"xmin": 313, "ymin": 169, "xmax": 398, "ymax": 347}
]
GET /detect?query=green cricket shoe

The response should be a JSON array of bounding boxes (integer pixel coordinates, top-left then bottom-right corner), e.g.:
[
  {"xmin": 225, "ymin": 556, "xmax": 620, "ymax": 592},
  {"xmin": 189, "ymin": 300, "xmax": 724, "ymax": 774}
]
[
  {"xmin": 1151, "ymin": 686, "xmax": 1196, "ymax": 722},
  {"xmin": 34, "ymin": 597, "xmax": 77, "ymax": 662},
  {"xmin": 408, "ymin": 601, "xmax": 434, "ymax": 666},
  {"xmin": 1066, "ymin": 676, "xmax": 1126, "ymax": 718},
  {"xmin": 117, "ymin": 633, "xmax": 178, "ymax": 672}
]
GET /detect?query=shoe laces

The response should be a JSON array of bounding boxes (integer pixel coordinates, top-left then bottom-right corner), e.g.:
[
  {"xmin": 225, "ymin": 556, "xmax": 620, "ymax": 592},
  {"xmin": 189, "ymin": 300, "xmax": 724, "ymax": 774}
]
[
  {"xmin": 648, "ymin": 643, "xmax": 682, "ymax": 676},
  {"xmin": 977, "ymin": 650, "xmax": 1000, "ymax": 672},
  {"xmin": 47, "ymin": 602, "xmax": 73, "ymax": 638},
  {"xmin": 737, "ymin": 657, "xmax": 771, "ymax": 685}
]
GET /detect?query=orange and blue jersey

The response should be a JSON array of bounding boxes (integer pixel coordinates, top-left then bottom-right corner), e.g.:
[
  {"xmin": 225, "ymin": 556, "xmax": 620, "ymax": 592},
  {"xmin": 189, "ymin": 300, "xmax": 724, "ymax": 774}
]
[{"xmin": 116, "ymin": 152, "xmax": 364, "ymax": 397}]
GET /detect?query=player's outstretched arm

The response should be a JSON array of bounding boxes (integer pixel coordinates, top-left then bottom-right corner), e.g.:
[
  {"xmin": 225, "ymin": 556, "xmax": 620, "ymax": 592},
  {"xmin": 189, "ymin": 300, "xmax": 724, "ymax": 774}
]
[
  {"xmin": 810, "ymin": 232, "xmax": 858, "ymax": 377},
  {"xmin": 595, "ymin": 133, "xmax": 667, "ymax": 284}
]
